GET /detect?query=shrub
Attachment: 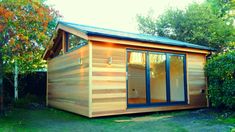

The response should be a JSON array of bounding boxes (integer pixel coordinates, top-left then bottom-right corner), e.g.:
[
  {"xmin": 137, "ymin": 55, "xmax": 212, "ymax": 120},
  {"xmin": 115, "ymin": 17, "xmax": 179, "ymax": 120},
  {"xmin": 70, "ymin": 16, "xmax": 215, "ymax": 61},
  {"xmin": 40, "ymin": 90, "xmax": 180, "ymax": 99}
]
[{"xmin": 205, "ymin": 51, "xmax": 235, "ymax": 109}]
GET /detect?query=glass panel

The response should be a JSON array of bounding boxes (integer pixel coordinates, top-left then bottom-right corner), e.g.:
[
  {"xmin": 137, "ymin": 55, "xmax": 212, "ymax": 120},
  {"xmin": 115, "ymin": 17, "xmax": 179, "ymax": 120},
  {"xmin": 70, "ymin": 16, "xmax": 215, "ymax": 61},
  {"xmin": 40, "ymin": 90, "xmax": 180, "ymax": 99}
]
[
  {"xmin": 149, "ymin": 53, "xmax": 167, "ymax": 103},
  {"xmin": 68, "ymin": 33, "xmax": 88, "ymax": 51},
  {"xmin": 169, "ymin": 55, "xmax": 185, "ymax": 102},
  {"xmin": 128, "ymin": 51, "xmax": 146, "ymax": 104}
]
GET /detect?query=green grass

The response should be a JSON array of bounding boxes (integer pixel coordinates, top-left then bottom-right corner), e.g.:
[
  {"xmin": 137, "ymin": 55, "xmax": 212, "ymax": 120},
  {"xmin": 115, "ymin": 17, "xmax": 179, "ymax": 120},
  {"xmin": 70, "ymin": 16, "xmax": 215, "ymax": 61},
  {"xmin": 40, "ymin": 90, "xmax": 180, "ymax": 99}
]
[
  {"xmin": 218, "ymin": 113, "xmax": 235, "ymax": 124},
  {"xmin": 0, "ymin": 108, "xmax": 234, "ymax": 132}
]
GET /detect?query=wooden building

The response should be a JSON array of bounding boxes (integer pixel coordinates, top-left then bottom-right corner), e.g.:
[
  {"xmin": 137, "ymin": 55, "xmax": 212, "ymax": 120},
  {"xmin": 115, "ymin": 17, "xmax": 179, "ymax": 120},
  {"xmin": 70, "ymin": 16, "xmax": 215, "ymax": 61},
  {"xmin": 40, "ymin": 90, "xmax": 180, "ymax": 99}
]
[{"xmin": 43, "ymin": 21, "xmax": 213, "ymax": 117}]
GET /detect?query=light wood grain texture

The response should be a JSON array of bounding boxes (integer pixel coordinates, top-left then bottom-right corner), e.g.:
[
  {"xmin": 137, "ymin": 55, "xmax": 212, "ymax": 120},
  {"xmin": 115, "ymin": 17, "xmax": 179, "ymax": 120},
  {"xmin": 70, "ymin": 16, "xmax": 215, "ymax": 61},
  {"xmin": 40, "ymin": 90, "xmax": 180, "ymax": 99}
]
[
  {"xmin": 91, "ymin": 42, "xmax": 127, "ymax": 116},
  {"xmin": 88, "ymin": 41, "xmax": 93, "ymax": 117},
  {"xmin": 89, "ymin": 36, "xmax": 210, "ymax": 54},
  {"xmin": 47, "ymin": 32, "xmax": 209, "ymax": 117},
  {"xmin": 48, "ymin": 45, "xmax": 90, "ymax": 117},
  {"xmin": 92, "ymin": 105, "xmax": 206, "ymax": 117},
  {"xmin": 187, "ymin": 53, "xmax": 207, "ymax": 107},
  {"xmin": 90, "ymin": 42, "xmax": 208, "ymax": 117}
]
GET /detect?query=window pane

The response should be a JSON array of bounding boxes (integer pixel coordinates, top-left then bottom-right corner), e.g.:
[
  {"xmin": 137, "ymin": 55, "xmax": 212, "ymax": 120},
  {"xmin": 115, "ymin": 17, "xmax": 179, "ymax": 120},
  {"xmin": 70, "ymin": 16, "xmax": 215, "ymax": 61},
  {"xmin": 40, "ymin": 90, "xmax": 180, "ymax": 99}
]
[
  {"xmin": 128, "ymin": 51, "xmax": 146, "ymax": 104},
  {"xmin": 68, "ymin": 34, "xmax": 88, "ymax": 51},
  {"xmin": 149, "ymin": 53, "xmax": 167, "ymax": 103},
  {"xmin": 170, "ymin": 56, "xmax": 185, "ymax": 102}
]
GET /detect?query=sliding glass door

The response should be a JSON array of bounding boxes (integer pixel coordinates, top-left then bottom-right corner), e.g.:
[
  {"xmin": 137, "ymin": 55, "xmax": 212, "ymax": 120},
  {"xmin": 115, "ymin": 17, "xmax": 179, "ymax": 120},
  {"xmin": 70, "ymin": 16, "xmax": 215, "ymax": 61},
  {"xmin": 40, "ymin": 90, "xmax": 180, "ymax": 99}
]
[
  {"xmin": 127, "ymin": 51, "xmax": 147, "ymax": 105},
  {"xmin": 127, "ymin": 50, "xmax": 187, "ymax": 107},
  {"xmin": 169, "ymin": 55, "xmax": 186, "ymax": 102},
  {"xmin": 149, "ymin": 53, "xmax": 167, "ymax": 103}
]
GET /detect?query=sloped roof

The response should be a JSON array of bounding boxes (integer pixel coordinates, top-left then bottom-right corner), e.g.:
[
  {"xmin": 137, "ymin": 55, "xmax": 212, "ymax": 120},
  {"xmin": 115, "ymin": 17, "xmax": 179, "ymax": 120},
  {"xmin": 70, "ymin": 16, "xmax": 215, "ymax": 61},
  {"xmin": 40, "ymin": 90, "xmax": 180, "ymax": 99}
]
[{"xmin": 59, "ymin": 21, "xmax": 213, "ymax": 51}]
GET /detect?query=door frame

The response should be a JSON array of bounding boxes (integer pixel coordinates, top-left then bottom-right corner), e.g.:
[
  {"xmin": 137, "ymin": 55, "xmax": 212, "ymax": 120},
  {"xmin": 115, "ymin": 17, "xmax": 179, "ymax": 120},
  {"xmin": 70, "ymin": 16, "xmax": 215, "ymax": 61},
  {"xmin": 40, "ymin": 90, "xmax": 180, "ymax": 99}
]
[
  {"xmin": 126, "ymin": 49, "xmax": 148, "ymax": 107},
  {"xmin": 126, "ymin": 49, "xmax": 188, "ymax": 108}
]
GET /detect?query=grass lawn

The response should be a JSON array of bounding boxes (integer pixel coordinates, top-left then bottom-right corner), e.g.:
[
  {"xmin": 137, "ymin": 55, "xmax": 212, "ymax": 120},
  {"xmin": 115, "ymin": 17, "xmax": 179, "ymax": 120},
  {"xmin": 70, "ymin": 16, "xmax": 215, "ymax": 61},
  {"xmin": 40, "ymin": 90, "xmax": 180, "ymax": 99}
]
[{"xmin": 0, "ymin": 108, "xmax": 234, "ymax": 132}]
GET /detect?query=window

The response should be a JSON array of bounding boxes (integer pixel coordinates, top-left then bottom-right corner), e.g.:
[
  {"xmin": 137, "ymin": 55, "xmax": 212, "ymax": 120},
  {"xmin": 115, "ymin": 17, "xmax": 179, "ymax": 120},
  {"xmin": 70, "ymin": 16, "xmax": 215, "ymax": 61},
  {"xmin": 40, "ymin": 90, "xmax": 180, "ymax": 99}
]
[
  {"xmin": 129, "ymin": 52, "xmax": 145, "ymax": 65},
  {"xmin": 149, "ymin": 53, "xmax": 167, "ymax": 103},
  {"xmin": 127, "ymin": 50, "xmax": 187, "ymax": 107},
  {"xmin": 67, "ymin": 33, "xmax": 88, "ymax": 51},
  {"xmin": 169, "ymin": 55, "xmax": 185, "ymax": 102},
  {"xmin": 127, "ymin": 51, "xmax": 146, "ymax": 104}
]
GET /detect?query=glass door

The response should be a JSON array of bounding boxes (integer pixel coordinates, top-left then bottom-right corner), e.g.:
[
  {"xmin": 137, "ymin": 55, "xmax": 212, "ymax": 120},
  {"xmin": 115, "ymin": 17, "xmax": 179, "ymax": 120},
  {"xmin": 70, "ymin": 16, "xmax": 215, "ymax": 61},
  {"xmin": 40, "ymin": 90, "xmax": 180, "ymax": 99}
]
[
  {"xmin": 149, "ymin": 53, "xmax": 167, "ymax": 103},
  {"xmin": 127, "ymin": 50, "xmax": 147, "ymax": 105},
  {"xmin": 169, "ymin": 54, "xmax": 187, "ymax": 102},
  {"xmin": 127, "ymin": 50, "xmax": 187, "ymax": 107}
]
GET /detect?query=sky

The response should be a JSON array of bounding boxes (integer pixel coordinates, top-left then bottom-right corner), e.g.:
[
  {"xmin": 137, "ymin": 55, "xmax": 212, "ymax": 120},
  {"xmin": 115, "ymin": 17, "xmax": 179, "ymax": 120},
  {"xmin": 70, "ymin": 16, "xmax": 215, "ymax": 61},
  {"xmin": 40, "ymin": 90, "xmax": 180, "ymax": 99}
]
[{"xmin": 46, "ymin": 0, "xmax": 204, "ymax": 33}]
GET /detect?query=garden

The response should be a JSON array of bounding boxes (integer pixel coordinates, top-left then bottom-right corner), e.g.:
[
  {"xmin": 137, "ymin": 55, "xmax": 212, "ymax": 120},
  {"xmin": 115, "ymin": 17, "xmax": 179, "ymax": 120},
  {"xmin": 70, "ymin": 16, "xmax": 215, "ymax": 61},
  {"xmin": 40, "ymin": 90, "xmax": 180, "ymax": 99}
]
[
  {"xmin": 0, "ymin": 108, "xmax": 234, "ymax": 132},
  {"xmin": 0, "ymin": 0, "xmax": 234, "ymax": 131}
]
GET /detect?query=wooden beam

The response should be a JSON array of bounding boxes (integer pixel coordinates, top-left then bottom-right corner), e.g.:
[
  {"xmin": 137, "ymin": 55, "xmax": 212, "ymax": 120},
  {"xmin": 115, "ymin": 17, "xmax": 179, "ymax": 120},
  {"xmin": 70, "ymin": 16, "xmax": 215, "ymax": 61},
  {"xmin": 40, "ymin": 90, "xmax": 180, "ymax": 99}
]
[
  {"xmin": 186, "ymin": 53, "xmax": 190, "ymax": 104},
  {"xmin": 42, "ymin": 37, "xmax": 55, "ymax": 60},
  {"xmin": 88, "ymin": 41, "xmax": 93, "ymax": 118},
  {"xmin": 88, "ymin": 36, "xmax": 211, "ymax": 54},
  {"xmin": 62, "ymin": 31, "xmax": 66, "ymax": 54},
  {"xmin": 51, "ymin": 32, "xmax": 63, "ymax": 57},
  {"xmin": 57, "ymin": 24, "xmax": 88, "ymax": 40}
]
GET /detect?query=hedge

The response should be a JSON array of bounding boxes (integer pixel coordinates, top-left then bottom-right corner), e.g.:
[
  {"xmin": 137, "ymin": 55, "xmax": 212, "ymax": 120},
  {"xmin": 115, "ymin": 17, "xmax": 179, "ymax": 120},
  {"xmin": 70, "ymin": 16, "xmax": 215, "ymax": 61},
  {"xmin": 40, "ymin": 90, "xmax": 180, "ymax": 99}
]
[{"xmin": 205, "ymin": 51, "xmax": 235, "ymax": 109}]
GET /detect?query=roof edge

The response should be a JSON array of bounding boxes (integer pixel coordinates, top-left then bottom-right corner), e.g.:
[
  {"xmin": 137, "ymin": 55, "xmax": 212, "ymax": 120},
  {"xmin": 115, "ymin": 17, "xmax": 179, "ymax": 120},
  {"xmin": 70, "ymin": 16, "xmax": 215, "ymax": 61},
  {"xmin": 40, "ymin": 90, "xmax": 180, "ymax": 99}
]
[{"xmin": 59, "ymin": 21, "xmax": 214, "ymax": 51}]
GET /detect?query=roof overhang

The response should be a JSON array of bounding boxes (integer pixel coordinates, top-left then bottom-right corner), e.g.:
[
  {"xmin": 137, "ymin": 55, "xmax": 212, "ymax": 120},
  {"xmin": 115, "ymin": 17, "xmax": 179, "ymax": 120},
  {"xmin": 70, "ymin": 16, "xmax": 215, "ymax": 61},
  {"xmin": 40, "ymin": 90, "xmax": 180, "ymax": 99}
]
[{"xmin": 43, "ymin": 22, "xmax": 214, "ymax": 60}]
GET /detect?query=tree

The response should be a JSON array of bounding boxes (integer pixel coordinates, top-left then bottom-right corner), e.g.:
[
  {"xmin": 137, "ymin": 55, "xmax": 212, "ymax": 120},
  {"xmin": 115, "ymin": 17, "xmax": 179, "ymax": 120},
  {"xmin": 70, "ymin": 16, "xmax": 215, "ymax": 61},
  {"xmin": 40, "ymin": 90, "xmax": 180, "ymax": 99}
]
[
  {"xmin": 207, "ymin": 0, "xmax": 235, "ymax": 25},
  {"xmin": 0, "ymin": 0, "xmax": 60, "ymax": 100},
  {"xmin": 136, "ymin": 3, "xmax": 235, "ymax": 51},
  {"xmin": 0, "ymin": 4, "xmax": 14, "ymax": 115}
]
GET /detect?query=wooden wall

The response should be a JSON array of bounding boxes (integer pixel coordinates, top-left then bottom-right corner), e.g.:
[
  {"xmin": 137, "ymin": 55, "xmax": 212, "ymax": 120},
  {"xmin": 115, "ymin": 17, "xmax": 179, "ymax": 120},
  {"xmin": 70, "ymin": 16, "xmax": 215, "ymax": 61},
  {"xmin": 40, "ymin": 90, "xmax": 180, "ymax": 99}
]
[
  {"xmin": 187, "ymin": 53, "xmax": 207, "ymax": 107},
  {"xmin": 47, "ymin": 38, "xmax": 208, "ymax": 117},
  {"xmin": 90, "ymin": 41, "xmax": 208, "ymax": 117},
  {"xmin": 91, "ymin": 42, "xmax": 127, "ymax": 116},
  {"xmin": 47, "ymin": 45, "xmax": 90, "ymax": 117}
]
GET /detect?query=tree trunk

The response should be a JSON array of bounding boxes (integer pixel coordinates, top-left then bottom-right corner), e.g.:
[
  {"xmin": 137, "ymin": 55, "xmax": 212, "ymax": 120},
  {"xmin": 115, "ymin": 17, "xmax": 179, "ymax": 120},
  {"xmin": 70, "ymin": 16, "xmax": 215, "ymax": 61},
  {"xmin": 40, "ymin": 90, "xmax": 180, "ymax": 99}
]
[
  {"xmin": 0, "ymin": 42, "xmax": 4, "ymax": 115},
  {"xmin": 14, "ymin": 60, "xmax": 18, "ymax": 100}
]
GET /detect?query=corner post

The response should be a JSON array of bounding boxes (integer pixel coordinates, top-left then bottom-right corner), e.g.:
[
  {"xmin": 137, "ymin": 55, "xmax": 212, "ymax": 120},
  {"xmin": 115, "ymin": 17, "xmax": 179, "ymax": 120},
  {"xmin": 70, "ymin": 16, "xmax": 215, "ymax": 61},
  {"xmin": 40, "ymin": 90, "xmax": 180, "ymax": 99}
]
[{"xmin": 88, "ymin": 41, "xmax": 93, "ymax": 118}]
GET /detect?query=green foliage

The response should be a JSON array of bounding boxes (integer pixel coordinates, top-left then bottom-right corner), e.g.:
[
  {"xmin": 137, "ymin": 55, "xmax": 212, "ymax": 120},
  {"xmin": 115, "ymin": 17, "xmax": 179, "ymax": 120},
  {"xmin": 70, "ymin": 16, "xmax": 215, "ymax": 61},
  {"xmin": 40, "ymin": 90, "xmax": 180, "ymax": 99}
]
[
  {"xmin": 207, "ymin": 0, "xmax": 235, "ymax": 25},
  {"xmin": 137, "ymin": 3, "xmax": 235, "ymax": 51},
  {"xmin": 205, "ymin": 50, "xmax": 235, "ymax": 109},
  {"xmin": 0, "ymin": 0, "xmax": 60, "ymax": 74}
]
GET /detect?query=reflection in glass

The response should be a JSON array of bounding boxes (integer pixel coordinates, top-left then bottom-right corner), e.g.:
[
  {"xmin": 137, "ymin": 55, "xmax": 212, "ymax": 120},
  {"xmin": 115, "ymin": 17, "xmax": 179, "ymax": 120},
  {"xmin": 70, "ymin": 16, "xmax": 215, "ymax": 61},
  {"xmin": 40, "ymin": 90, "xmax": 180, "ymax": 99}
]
[
  {"xmin": 68, "ymin": 33, "xmax": 88, "ymax": 51},
  {"xmin": 149, "ymin": 54, "xmax": 167, "ymax": 103},
  {"xmin": 170, "ymin": 56, "xmax": 185, "ymax": 102},
  {"xmin": 128, "ymin": 51, "xmax": 146, "ymax": 104}
]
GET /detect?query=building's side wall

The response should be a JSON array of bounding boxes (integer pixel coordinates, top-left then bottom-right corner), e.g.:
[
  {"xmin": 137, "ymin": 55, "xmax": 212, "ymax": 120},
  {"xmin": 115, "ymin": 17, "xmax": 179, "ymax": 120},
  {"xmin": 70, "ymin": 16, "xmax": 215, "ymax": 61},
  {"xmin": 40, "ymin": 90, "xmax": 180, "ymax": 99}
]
[
  {"xmin": 91, "ymin": 42, "xmax": 127, "ymax": 116},
  {"xmin": 91, "ymin": 41, "xmax": 208, "ymax": 117},
  {"xmin": 47, "ymin": 45, "xmax": 90, "ymax": 117},
  {"xmin": 187, "ymin": 53, "xmax": 207, "ymax": 107}
]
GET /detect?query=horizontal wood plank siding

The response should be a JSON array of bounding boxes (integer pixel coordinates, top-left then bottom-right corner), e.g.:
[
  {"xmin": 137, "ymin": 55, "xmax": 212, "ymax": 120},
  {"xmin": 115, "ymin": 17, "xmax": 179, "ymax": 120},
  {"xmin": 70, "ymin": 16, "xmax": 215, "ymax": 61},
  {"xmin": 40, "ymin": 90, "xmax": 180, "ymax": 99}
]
[
  {"xmin": 89, "ymin": 36, "xmax": 210, "ymax": 54},
  {"xmin": 91, "ymin": 42, "xmax": 208, "ymax": 117},
  {"xmin": 48, "ymin": 45, "xmax": 90, "ymax": 117},
  {"xmin": 187, "ymin": 53, "xmax": 207, "ymax": 106},
  {"xmin": 91, "ymin": 42, "xmax": 127, "ymax": 116}
]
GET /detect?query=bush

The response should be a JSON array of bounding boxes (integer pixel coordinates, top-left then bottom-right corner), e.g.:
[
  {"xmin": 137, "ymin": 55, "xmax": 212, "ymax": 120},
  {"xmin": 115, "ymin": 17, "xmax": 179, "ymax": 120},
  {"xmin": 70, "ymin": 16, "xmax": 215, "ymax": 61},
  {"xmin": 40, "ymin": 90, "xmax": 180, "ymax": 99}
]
[{"xmin": 205, "ymin": 51, "xmax": 235, "ymax": 109}]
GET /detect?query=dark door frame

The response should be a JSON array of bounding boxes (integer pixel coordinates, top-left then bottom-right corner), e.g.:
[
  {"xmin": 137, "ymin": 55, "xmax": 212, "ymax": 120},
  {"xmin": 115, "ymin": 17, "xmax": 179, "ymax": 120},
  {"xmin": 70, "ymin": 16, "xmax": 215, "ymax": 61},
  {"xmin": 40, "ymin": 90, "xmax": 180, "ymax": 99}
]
[{"xmin": 126, "ymin": 49, "xmax": 188, "ymax": 108}]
